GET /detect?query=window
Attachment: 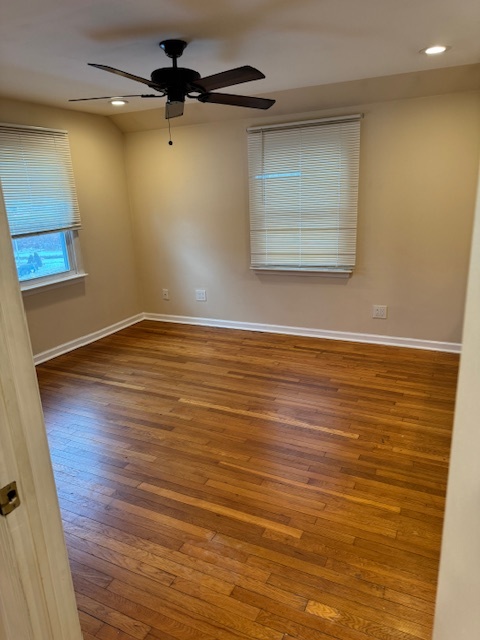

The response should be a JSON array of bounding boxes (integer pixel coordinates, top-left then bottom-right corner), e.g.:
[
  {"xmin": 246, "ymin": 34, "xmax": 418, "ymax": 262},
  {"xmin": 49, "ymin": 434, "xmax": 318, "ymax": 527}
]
[
  {"xmin": 0, "ymin": 124, "xmax": 84, "ymax": 289},
  {"xmin": 247, "ymin": 115, "xmax": 361, "ymax": 274}
]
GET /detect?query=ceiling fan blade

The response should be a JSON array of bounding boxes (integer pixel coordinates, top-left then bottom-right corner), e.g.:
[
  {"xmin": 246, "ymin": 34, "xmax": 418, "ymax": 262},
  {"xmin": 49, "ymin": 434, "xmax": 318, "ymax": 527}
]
[
  {"xmin": 69, "ymin": 94, "xmax": 160, "ymax": 102},
  {"xmin": 165, "ymin": 101, "xmax": 184, "ymax": 119},
  {"xmin": 198, "ymin": 93, "xmax": 275, "ymax": 110},
  {"xmin": 88, "ymin": 63, "xmax": 165, "ymax": 90},
  {"xmin": 193, "ymin": 66, "xmax": 265, "ymax": 92}
]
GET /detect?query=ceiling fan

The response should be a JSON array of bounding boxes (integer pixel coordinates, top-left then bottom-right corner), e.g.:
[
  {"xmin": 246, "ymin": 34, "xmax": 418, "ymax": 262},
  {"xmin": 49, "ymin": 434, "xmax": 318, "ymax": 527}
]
[{"xmin": 70, "ymin": 39, "xmax": 276, "ymax": 119}]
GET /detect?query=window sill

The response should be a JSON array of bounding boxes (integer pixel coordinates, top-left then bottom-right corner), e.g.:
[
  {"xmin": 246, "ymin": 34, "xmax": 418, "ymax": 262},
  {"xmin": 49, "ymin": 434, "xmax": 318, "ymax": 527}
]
[
  {"xmin": 21, "ymin": 272, "xmax": 87, "ymax": 296},
  {"xmin": 251, "ymin": 267, "xmax": 352, "ymax": 278}
]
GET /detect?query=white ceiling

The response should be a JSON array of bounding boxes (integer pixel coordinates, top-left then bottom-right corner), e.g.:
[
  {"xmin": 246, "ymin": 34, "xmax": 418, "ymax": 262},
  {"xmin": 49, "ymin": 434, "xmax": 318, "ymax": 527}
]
[{"xmin": 0, "ymin": 0, "xmax": 479, "ymax": 116}]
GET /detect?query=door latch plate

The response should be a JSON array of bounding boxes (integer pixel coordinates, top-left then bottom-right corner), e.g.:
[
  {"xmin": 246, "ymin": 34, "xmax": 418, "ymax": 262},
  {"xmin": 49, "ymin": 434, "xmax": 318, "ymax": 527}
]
[{"xmin": 0, "ymin": 481, "xmax": 21, "ymax": 516}]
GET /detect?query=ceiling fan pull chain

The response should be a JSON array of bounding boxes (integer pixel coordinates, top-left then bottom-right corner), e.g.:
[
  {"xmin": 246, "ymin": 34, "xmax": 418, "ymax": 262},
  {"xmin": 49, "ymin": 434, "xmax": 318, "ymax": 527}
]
[{"xmin": 168, "ymin": 118, "xmax": 173, "ymax": 146}]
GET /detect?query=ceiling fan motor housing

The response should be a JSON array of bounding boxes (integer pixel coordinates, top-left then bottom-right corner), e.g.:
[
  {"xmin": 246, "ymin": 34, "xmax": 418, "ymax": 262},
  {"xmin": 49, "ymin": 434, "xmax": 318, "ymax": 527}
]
[{"xmin": 150, "ymin": 67, "xmax": 201, "ymax": 102}]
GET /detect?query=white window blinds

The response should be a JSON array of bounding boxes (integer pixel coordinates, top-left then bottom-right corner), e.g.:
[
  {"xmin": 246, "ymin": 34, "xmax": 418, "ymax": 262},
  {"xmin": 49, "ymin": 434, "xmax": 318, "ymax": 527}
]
[
  {"xmin": 0, "ymin": 124, "xmax": 81, "ymax": 238},
  {"xmin": 247, "ymin": 115, "xmax": 361, "ymax": 272}
]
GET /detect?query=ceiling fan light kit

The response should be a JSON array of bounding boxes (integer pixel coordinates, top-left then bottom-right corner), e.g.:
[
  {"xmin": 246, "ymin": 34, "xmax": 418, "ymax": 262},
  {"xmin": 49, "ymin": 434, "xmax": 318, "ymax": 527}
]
[{"xmin": 70, "ymin": 39, "xmax": 276, "ymax": 120}]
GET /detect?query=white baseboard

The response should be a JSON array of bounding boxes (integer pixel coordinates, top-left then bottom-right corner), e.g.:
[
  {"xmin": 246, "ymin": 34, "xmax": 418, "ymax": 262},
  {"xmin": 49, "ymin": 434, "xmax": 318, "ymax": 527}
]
[
  {"xmin": 144, "ymin": 313, "xmax": 462, "ymax": 354},
  {"xmin": 33, "ymin": 314, "xmax": 145, "ymax": 365},
  {"xmin": 33, "ymin": 311, "xmax": 461, "ymax": 364}
]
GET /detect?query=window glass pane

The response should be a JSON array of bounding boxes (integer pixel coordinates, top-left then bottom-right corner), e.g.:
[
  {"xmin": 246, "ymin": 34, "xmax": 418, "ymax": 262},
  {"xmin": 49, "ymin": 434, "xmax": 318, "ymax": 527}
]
[{"xmin": 12, "ymin": 231, "xmax": 71, "ymax": 282}]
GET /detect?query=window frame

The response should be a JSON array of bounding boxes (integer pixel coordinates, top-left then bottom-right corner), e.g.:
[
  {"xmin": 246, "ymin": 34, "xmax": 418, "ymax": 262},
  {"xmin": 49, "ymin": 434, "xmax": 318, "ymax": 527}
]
[
  {"xmin": 0, "ymin": 123, "xmax": 85, "ymax": 292},
  {"xmin": 247, "ymin": 114, "xmax": 362, "ymax": 276}
]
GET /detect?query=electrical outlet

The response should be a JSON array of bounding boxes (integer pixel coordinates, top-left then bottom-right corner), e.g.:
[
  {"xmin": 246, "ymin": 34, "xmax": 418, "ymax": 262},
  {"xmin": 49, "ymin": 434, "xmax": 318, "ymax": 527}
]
[
  {"xmin": 195, "ymin": 289, "xmax": 207, "ymax": 301},
  {"xmin": 162, "ymin": 288, "xmax": 169, "ymax": 300},
  {"xmin": 372, "ymin": 304, "xmax": 388, "ymax": 319}
]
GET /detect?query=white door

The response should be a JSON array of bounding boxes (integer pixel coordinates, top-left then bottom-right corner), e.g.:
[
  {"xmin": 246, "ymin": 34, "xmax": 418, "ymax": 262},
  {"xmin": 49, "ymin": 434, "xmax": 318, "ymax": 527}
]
[{"xmin": 0, "ymin": 187, "xmax": 82, "ymax": 640}]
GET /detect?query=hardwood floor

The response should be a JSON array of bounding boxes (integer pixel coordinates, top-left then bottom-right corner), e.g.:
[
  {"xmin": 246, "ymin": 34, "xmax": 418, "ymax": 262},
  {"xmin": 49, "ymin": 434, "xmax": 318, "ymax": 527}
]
[{"xmin": 37, "ymin": 321, "xmax": 459, "ymax": 640}]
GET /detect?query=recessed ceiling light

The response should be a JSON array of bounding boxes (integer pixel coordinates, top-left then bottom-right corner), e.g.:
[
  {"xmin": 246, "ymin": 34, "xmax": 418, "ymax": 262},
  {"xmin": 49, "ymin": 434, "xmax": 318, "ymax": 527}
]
[
  {"xmin": 421, "ymin": 45, "xmax": 450, "ymax": 55},
  {"xmin": 110, "ymin": 98, "xmax": 128, "ymax": 106}
]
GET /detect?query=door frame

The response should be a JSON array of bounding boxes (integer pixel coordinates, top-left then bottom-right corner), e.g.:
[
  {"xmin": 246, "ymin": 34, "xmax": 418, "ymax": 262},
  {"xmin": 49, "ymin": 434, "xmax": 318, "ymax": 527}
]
[{"xmin": 0, "ymin": 186, "xmax": 82, "ymax": 639}]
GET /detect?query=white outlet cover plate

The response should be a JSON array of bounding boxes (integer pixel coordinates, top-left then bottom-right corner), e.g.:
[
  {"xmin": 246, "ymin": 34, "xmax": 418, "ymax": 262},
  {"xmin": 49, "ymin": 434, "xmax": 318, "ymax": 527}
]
[
  {"xmin": 373, "ymin": 305, "xmax": 388, "ymax": 319},
  {"xmin": 195, "ymin": 289, "xmax": 207, "ymax": 301}
]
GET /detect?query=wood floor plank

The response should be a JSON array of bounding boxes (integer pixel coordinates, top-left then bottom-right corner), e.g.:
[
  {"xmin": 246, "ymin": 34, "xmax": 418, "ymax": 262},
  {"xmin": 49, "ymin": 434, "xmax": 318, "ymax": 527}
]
[
  {"xmin": 77, "ymin": 610, "xmax": 104, "ymax": 636},
  {"xmin": 305, "ymin": 593, "xmax": 431, "ymax": 639},
  {"xmin": 63, "ymin": 517, "xmax": 236, "ymax": 595},
  {"xmin": 96, "ymin": 624, "xmax": 143, "ymax": 640},
  {"xmin": 266, "ymin": 571, "xmax": 431, "ymax": 627},
  {"xmin": 138, "ymin": 482, "xmax": 304, "ymax": 538},
  {"xmin": 108, "ymin": 578, "xmax": 285, "ymax": 640},
  {"xmin": 37, "ymin": 321, "xmax": 457, "ymax": 640},
  {"xmin": 74, "ymin": 591, "xmax": 151, "ymax": 639}
]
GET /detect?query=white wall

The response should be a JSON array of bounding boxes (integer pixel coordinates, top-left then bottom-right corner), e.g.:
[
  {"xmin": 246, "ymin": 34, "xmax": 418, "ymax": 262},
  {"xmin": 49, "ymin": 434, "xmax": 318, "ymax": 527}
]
[
  {"xmin": 1, "ymin": 81, "xmax": 479, "ymax": 355},
  {"xmin": 125, "ymin": 90, "xmax": 480, "ymax": 345},
  {"xmin": 0, "ymin": 98, "xmax": 142, "ymax": 355}
]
